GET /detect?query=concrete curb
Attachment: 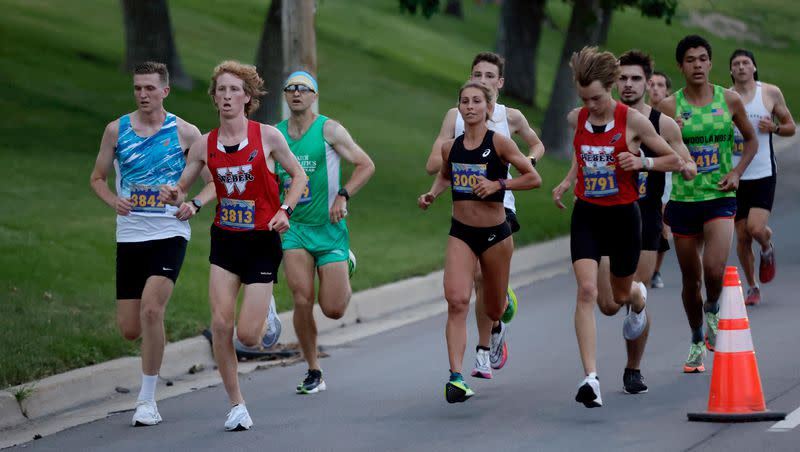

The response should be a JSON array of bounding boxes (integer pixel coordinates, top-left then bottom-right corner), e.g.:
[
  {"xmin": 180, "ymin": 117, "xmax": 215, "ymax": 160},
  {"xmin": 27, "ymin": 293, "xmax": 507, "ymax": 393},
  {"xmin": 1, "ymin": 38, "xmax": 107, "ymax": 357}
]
[{"xmin": 0, "ymin": 234, "xmax": 571, "ymax": 435}]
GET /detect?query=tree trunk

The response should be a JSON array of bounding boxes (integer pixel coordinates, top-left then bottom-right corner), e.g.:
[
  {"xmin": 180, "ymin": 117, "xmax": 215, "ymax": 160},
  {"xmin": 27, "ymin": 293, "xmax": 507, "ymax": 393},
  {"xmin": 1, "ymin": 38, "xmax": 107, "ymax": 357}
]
[
  {"xmin": 120, "ymin": 0, "xmax": 192, "ymax": 90},
  {"xmin": 281, "ymin": 0, "xmax": 318, "ymax": 119},
  {"xmin": 541, "ymin": 0, "xmax": 607, "ymax": 158},
  {"xmin": 253, "ymin": 0, "xmax": 283, "ymax": 124},
  {"xmin": 495, "ymin": 0, "xmax": 546, "ymax": 106},
  {"xmin": 444, "ymin": 0, "xmax": 463, "ymax": 18}
]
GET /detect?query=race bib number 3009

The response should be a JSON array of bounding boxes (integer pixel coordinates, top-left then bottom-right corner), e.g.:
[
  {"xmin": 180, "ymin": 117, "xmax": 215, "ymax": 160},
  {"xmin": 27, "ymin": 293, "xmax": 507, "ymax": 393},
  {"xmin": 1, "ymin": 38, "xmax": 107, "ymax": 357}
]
[
  {"xmin": 130, "ymin": 184, "xmax": 165, "ymax": 213},
  {"xmin": 451, "ymin": 163, "xmax": 487, "ymax": 194},
  {"xmin": 283, "ymin": 179, "xmax": 311, "ymax": 204},
  {"xmin": 583, "ymin": 166, "xmax": 619, "ymax": 198},
  {"xmin": 220, "ymin": 198, "xmax": 255, "ymax": 230},
  {"xmin": 690, "ymin": 144, "xmax": 720, "ymax": 173}
]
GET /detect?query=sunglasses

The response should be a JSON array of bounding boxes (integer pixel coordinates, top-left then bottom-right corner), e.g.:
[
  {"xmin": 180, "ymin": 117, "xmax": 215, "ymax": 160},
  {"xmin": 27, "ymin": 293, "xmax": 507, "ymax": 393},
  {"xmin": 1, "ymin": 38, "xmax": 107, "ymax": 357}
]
[{"xmin": 283, "ymin": 84, "xmax": 315, "ymax": 93}]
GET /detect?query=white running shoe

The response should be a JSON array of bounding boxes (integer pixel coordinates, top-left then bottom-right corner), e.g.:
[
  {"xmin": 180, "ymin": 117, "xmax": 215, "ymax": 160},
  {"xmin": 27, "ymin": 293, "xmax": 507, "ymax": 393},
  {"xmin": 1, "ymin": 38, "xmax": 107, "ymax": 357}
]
[
  {"xmin": 224, "ymin": 404, "xmax": 253, "ymax": 431},
  {"xmin": 575, "ymin": 375, "xmax": 602, "ymax": 408},
  {"xmin": 131, "ymin": 399, "xmax": 162, "ymax": 426},
  {"xmin": 623, "ymin": 282, "xmax": 648, "ymax": 341},
  {"xmin": 470, "ymin": 348, "xmax": 492, "ymax": 379},
  {"xmin": 489, "ymin": 322, "xmax": 508, "ymax": 370}
]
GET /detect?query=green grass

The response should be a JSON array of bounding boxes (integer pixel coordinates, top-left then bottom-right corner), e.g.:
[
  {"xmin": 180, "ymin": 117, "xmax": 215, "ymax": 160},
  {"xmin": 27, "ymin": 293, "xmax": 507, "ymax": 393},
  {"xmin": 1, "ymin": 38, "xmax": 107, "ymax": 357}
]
[{"xmin": 1, "ymin": 0, "xmax": 799, "ymax": 388}]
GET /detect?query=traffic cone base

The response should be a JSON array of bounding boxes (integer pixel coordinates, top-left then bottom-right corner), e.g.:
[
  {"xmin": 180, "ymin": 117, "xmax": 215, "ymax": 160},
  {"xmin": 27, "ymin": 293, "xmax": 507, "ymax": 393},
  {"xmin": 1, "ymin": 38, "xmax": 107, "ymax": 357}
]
[{"xmin": 688, "ymin": 266, "xmax": 786, "ymax": 423}]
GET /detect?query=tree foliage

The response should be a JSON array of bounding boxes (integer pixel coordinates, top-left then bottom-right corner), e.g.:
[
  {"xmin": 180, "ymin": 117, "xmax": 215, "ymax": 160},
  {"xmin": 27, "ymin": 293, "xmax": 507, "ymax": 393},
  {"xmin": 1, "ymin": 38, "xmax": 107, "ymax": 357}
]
[{"xmin": 399, "ymin": 0, "xmax": 440, "ymax": 18}]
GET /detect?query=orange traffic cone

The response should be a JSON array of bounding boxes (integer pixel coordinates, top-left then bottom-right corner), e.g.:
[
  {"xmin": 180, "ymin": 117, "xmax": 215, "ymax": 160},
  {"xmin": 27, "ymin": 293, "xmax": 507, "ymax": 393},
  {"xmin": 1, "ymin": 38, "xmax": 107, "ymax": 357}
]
[{"xmin": 688, "ymin": 266, "xmax": 785, "ymax": 422}]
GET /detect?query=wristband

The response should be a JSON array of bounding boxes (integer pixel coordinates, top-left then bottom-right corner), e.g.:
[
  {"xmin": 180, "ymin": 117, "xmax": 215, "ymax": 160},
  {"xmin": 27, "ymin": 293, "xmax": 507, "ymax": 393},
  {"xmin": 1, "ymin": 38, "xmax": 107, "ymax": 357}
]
[
  {"xmin": 529, "ymin": 156, "xmax": 537, "ymax": 167},
  {"xmin": 191, "ymin": 199, "xmax": 203, "ymax": 213},
  {"xmin": 498, "ymin": 179, "xmax": 507, "ymax": 190},
  {"xmin": 775, "ymin": 124, "xmax": 781, "ymax": 135},
  {"xmin": 337, "ymin": 187, "xmax": 350, "ymax": 200}
]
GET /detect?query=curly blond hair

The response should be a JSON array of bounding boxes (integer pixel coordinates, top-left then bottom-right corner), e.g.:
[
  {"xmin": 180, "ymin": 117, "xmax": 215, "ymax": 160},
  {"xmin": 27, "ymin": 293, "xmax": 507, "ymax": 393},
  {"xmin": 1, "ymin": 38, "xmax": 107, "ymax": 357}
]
[{"xmin": 208, "ymin": 61, "xmax": 266, "ymax": 116}]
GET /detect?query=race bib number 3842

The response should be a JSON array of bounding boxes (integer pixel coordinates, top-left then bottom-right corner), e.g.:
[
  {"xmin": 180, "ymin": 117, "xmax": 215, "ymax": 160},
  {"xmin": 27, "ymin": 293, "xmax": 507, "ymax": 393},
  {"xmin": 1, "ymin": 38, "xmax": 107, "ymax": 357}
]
[
  {"xmin": 130, "ymin": 184, "xmax": 165, "ymax": 213},
  {"xmin": 220, "ymin": 198, "xmax": 255, "ymax": 230},
  {"xmin": 451, "ymin": 163, "xmax": 487, "ymax": 194}
]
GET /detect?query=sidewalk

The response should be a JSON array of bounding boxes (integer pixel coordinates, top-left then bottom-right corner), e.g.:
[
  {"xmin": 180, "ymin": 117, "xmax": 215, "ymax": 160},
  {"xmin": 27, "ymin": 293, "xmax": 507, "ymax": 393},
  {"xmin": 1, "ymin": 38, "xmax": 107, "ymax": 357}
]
[{"xmin": 0, "ymin": 235, "xmax": 572, "ymax": 448}]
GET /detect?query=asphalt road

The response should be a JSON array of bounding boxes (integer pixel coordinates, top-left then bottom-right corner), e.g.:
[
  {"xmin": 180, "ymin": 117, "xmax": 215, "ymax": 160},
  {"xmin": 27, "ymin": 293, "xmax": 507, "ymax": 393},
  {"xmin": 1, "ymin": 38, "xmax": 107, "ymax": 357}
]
[{"xmin": 10, "ymin": 146, "xmax": 800, "ymax": 452}]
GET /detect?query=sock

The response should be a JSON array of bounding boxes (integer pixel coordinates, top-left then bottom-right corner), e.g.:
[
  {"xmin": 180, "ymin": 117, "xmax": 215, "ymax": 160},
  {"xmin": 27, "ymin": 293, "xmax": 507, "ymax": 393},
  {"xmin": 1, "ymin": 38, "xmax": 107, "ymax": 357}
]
[
  {"xmin": 491, "ymin": 322, "xmax": 502, "ymax": 334},
  {"xmin": 137, "ymin": 374, "xmax": 158, "ymax": 402},
  {"xmin": 691, "ymin": 327, "xmax": 703, "ymax": 344},
  {"xmin": 449, "ymin": 370, "xmax": 463, "ymax": 381},
  {"xmin": 586, "ymin": 372, "xmax": 598, "ymax": 380},
  {"xmin": 703, "ymin": 302, "xmax": 719, "ymax": 314},
  {"xmin": 476, "ymin": 345, "xmax": 490, "ymax": 352}
]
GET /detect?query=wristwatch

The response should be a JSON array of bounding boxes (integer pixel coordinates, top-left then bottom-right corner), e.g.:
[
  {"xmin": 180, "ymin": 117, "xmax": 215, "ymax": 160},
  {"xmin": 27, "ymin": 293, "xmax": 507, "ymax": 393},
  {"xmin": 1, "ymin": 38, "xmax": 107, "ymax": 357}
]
[
  {"xmin": 280, "ymin": 204, "xmax": 293, "ymax": 217},
  {"xmin": 337, "ymin": 187, "xmax": 350, "ymax": 200},
  {"xmin": 191, "ymin": 198, "xmax": 203, "ymax": 212}
]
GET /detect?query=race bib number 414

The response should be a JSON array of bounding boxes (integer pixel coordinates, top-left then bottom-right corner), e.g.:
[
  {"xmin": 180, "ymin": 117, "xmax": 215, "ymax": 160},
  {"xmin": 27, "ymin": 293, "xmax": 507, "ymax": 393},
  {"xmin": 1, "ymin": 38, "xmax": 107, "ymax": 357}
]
[
  {"xmin": 451, "ymin": 163, "xmax": 487, "ymax": 194},
  {"xmin": 130, "ymin": 184, "xmax": 165, "ymax": 213},
  {"xmin": 220, "ymin": 198, "xmax": 255, "ymax": 230},
  {"xmin": 690, "ymin": 144, "xmax": 720, "ymax": 173}
]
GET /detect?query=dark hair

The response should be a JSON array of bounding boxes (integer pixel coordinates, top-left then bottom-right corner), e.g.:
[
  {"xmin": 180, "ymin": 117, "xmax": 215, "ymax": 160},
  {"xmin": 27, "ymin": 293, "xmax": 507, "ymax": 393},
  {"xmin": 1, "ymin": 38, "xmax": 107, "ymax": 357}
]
[
  {"xmin": 618, "ymin": 50, "xmax": 654, "ymax": 79},
  {"xmin": 729, "ymin": 48, "xmax": 758, "ymax": 82},
  {"xmin": 652, "ymin": 71, "xmax": 672, "ymax": 90},
  {"xmin": 458, "ymin": 81, "xmax": 493, "ymax": 121},
  {"xmin": 471, "ymin": 52, "xmax": 505, "ymax": 77},
  {"xmin": 133, "ymin": 61, "xmax": 169, "ymax": 85},
  {"xmin": 675, "ymin": 34, "xmax": 712, "ymax": 63},
  {"xmin": 570, "ymin": 46, "xmax": 620, "ymax": 89}
]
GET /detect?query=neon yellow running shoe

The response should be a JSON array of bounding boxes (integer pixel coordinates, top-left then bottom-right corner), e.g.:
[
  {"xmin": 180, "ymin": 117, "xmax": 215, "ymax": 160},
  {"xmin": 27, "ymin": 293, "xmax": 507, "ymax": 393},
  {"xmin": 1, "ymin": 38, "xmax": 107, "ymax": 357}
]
[
  {"xmin": 501, "ymin": 286, "xmax": 517, "ymax": 324},
  {"xmin": 445, "ymin": 375, "xmax": 474, "ymax": 403}
]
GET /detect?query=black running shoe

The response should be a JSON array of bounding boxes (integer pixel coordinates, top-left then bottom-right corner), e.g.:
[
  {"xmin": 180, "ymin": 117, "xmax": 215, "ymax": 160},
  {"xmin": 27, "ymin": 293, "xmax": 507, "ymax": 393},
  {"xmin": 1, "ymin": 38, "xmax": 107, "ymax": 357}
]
[
  {"xmin": 622, "ymin": 368, "xmax": 648, "ymax": 394},
  {"xmin": 296, "ymin": 369, "xmax": 327, "ymax": 394}
]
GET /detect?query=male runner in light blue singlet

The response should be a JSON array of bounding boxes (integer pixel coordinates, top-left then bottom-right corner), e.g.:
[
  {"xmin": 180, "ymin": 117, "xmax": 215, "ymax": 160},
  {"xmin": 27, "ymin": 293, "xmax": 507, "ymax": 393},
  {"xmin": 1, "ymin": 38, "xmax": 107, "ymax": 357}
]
[{"xmin": 90, "ymin": 62, "xmax": 203, "ymax": 427}]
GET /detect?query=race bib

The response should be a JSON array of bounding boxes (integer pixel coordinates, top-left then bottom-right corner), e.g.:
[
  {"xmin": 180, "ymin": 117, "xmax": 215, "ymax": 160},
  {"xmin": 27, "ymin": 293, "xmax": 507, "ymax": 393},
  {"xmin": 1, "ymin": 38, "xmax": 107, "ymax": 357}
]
[
  {"xmin": 220, "ymin": 198, "xmax": 255, "ymax": 230},
  {"xmin": 283, "ymin": 179, "xmax": 311, "ymax": 204},
  {"xmin": 690, "ymin": 144, "xmax": 720, "ymax": 173},
  {"xmin": 637, "ymin": 172, "xmax": 648, "ymax": 199},
  {"xmin": 451, "ymin": 163, "xmax": 487, "ymax": 194},
  {"xmin": 130, "ymin": 184, "xmax": 165, "ymax": 213},
  {"xmin": 583, "ymin": 166, "xmax": 619, "ymax": 198},
  {"xmin": 732, "ymin": 130, "xmax": 744, "ymax": 157}
]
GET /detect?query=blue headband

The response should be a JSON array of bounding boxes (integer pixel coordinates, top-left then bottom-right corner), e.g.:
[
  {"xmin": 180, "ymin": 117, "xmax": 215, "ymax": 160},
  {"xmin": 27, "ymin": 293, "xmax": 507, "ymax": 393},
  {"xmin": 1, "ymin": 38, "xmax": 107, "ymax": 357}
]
[{"xmin": 285, "ymin": 71, "xmax": 318, "ymax": 92}]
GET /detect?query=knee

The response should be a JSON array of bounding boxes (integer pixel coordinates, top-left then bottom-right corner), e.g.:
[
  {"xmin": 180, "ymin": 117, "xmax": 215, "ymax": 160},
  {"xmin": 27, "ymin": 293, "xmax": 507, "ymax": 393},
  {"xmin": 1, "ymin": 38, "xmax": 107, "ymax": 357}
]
[
  {"xmin": 576, "ymin": 282, "xmax": 598, "ymax": 305},
  {"xmin": 119, "ymin": 323, "xmax": 141, "ymax": 341},
  {"xmin": 485, "ymin": 303, "xmax": 503, "ymax": 322},
  {"xmin": 704, "ymin": 265, "xmax": 725, "ymax": 284},
  {"xmin": 210, "ymin": 314, "xmax": 234, "ymax": 338},
  {"xmin": 747, "ymin": 223, "xmax": 767, "ymax": 239},
  {"xmin": 237, "ymin": 329, "xmax": 260, "ymax": 348},
  {"xmin": 320, "ymin": 304, "xmax": 346, "ymax": 320},
  {"xmin": 445, "ymin": 291, "xmax": 471, "ymax": 315},
  {"xmin": 292, "ymin": 291, "xmax": 315, "ymax": 312},
  {"xmin": 598, "ymin": 301, "xmax": 622, "ymax": 316},
  {"xmin": 140, "ymin": 303, "xmax": 165, "ymax": 325}
]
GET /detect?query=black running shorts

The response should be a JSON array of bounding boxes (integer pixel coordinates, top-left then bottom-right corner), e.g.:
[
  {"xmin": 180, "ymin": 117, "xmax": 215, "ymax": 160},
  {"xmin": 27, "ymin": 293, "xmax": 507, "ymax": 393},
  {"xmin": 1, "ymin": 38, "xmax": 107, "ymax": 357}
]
[
  {"xmin": 735, "ymin": 175, "xmax": 776, "ymax": 221},
  {"xmin": 209, "ymin": 225, "xmax": 282, "ymax": 284},
  {"xmin": 570, "ymin": 199, "xmax": 641, "ymax": 277},
  {"xmin": 637, "ymin": 199, "xmax": 664, "ymax": 252},
  {"xmin": 116, "ymin": 236, "xmax": 187, "ymax": 299}
]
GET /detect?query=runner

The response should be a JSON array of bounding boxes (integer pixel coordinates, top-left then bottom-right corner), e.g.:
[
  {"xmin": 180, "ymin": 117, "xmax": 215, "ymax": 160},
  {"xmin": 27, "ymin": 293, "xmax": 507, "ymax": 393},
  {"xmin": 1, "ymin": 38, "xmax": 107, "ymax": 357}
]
[
  {"xmin": 274, "ymin": 71, "xmax": 375, "ymax": 394},
  {"xmin": 161, "ymin": 61, "xmax": 307, "ymax": 430},
  {"xmin": 552, "ymin": 47, "xmax": 682, "ymax": 407},
  {"xmin": 89, "ymin": 62, "xmax": 202, "ymax": 427},
  {"xmin": 426, "ymin": 52, "xmax": 545, "ymax": 379},
  {"xmin": 596, "ymin": 50, "xmax": 697, "ymax": 394},
  {"xmin": 657, "ymin": 35, "xmax": 757, "ymax": 373},
  {"xmin": 729, "ymin": 49, "xmax": 796, "ymax": 305},
  {"xmin": 647, "ymin": 70, "xmax": 674, "ymax": 289},
  {"xmin": 419, "ymin": 81, "xmax": 540, "ymax": 403}
]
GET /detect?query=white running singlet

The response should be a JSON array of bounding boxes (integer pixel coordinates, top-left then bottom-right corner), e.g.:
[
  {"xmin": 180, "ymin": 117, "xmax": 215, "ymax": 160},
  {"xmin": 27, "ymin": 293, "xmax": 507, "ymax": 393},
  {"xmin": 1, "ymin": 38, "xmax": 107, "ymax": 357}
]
[{"xmin": 733, "ymin": 82, "xmax": 775, "ymax": 180}]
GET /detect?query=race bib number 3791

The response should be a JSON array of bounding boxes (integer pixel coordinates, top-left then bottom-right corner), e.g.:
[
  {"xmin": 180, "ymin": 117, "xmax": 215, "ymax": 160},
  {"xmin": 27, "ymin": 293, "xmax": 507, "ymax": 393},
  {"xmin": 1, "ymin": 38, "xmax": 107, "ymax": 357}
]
[{"xmin": 583, "ymin": 166, "xmax": 619, "ymax": 198}]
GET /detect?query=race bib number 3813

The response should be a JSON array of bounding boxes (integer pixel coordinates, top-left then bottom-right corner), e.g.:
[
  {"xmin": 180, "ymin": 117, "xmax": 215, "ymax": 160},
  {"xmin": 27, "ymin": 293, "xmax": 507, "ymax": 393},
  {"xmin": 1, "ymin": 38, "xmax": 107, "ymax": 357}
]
[
  {"xmin": 451, "ymin": 163, "xmax": 487, "ymax": 194},
  {"xmin": 130, "ymin": 184, "xmax": 165, "ymax": 213},
  {"xmin": 220, "ymin": 198, "xmax": 255, "ymax": 230}
]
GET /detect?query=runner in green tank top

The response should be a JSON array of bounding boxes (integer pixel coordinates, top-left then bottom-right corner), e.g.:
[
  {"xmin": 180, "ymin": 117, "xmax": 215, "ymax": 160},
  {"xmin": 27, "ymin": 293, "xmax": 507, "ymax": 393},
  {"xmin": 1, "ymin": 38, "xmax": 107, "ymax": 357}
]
[
  {"xmin": 658, "ymin": 35, "xmax": 757, "ymax": 374},
  {"xmin": 275, "ymin": 71, "xmax": 375, "ymax": 395}
]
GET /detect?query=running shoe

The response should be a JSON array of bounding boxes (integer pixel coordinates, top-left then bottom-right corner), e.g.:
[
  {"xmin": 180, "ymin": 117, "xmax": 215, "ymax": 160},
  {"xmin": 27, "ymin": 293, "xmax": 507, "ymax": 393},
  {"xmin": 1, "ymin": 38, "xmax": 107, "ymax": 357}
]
[
  {"xmin": 296, "ymin": 369, "xmax": 326, "ymax": 394},
  {"xmin": 471, "ymin": 348, "xmax": 492, "ymax": 379},
  {"xmin": 131, "ymin": 399, "xmax": 162, "ymax": 426},
  {"xmin": 622, "ymin": 368, "xmax": 648, "ymax": 394},
  {"xmin": 622, "ymin": 282, "xmax": 648, "ymax": 341},
  {"xmin": 704, "ymin": 311, "xmax": 718, "ymax": 352},
  {"xmin": 759, "ymin": 242, "xmax": 776, "ymax": 284},
  {"xmin": 745, "ymin": 287, "xmax": 761, "ymax": 306},
  {"xmin": 348, "ymin": 249, "xmax": 357, "ymax": 279},
  {"xmin": 224, "ymin": 404, "xmax": 253, "ymax": 431},
  {"xmin": 683, "ymin": 341, "xmax": 706, "ymax": 373},
  {"xmin": 651, "ymin": 271, "xmax": 664, "ymax": 289},
  {"xmin": 445, "ymin": 374, "xmax": 474, "ymax": 404},
  {"xmin": 489, "ymin": 322, "xmax": 508, "ymax": 370},
  {"xmin": 262, "ymin": 295, "xmax": 282, "ymax": 349},
  {"xmin": 501, "ymin": 286, "xmax": 517, "ymax": 323},
  {"xmin": 575, "ymin": 375, "xmax": 602, "ymax": 408}
]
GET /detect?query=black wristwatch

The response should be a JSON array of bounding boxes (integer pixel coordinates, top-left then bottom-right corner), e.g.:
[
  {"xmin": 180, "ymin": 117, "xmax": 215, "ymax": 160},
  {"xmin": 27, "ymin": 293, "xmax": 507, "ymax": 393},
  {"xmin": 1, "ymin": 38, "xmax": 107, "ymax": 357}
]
[
  {"xmin": 280, "ymin": 204, "xmax": 293, "ymax": 217},
  {"xmin": 191, "ymin": 198, "xmax": 203, "ymax": 212},
  {"xmin": 337, "ymin": 187, "xmax": 350, "ymax": 200},
  {"xmin": 530, "ymin": 156, "xmax": 538, "ymax": 167}
]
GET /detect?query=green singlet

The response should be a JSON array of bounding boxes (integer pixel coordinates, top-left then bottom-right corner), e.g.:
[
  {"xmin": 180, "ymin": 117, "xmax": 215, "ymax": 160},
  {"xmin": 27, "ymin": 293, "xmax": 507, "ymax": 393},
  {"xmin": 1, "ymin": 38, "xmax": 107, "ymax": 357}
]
[{"xmin": 671, "ymin": 84, "xmax": 735, "ymax": 202}]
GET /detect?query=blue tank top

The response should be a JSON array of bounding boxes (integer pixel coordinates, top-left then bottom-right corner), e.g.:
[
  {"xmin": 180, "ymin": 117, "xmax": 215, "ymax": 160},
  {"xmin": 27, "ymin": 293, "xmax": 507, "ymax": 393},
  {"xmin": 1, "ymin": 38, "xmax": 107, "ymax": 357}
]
[{"xmin": 115, "ymin": 113, "xmax": 185, "ymax": 198}]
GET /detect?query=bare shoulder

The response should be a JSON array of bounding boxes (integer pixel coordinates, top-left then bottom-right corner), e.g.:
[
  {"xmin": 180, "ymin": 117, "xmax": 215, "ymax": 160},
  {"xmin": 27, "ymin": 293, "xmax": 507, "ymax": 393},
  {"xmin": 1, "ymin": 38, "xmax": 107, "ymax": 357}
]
[
  {"xmin": 761, "ymin": 82, "xmax": 785, "ymax": 101},
  {"xmin": 323, "ymin": 117, "xmax": 344, "ymax": 139},
  {"xmin": 723, "ymin": 87, "xmax": 743, "ymax": 103},
  {"xmin": 492, "ymin": 131, "xmax": 515, "ymax": 147},
  {"xmin": 567, "ymin": 107, "xmax": 582, "ymax": 127},
  {"xmin": 104, "ymin": 118, "xmax": 121, "ymax": 137},
  {"xmin": 175, "ymin": 116, "xmax": 201, "ymax": 135},
  {"xmin": 656, "ymin": 95, "xmax": 677, "ymax": 116}
]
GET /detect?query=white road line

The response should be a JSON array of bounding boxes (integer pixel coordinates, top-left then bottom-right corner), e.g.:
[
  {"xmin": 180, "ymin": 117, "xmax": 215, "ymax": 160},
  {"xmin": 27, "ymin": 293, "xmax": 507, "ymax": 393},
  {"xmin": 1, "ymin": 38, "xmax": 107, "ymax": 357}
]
[{"xmin": 768, "ymin": 405, "xmax": 800, "ymax": 432}]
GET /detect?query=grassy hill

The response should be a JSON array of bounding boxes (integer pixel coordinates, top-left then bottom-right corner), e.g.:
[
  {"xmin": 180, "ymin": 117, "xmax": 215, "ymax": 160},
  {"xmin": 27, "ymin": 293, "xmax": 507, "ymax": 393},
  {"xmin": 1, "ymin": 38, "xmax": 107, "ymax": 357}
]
[{"xmin": 1, "ymin": 0, "xmax": 798, "ymax": 388}]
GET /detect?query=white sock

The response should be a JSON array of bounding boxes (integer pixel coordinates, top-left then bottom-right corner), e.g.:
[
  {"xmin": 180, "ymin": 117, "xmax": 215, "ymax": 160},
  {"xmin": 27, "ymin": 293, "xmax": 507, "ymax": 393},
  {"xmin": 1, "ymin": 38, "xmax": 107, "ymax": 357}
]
[
  {"xmin": 137, "ymin": 374, "xmax": 158, "ymax": 402},
  {"xmin": 587, "ymin": 372, "xmax": 598, "ymax": 380}
]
